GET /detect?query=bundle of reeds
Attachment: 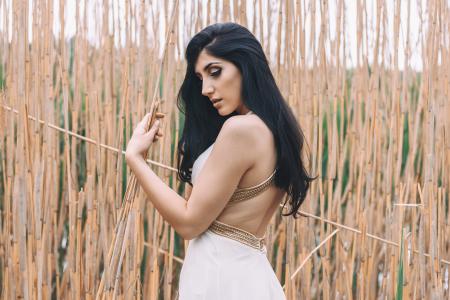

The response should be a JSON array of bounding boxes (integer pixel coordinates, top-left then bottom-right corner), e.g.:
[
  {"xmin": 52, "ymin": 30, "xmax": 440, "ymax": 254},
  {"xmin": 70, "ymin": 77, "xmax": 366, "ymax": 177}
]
[{"xmin": 0, "ymin": 0, "xmax": 449, "ymax": 299}]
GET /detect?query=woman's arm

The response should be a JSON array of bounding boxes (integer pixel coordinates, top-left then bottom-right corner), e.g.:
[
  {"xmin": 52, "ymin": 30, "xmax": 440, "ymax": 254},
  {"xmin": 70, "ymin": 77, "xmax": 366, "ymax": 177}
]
[{"xmin": 125, "ymin": 116, "xmax": 257, "ymax": 239}]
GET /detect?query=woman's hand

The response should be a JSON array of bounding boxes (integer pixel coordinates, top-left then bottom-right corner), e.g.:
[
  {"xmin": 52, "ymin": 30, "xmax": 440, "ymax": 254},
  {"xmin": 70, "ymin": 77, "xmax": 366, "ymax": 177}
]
[{"xmin": 125, "ymin": 112, "xmax": 164, "ymax": 161}]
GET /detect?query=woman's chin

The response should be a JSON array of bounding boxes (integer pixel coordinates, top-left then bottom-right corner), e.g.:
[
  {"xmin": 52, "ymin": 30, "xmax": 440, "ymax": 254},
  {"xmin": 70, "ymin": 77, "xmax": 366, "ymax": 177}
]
[
  {"xmin": 215, "ymin": 105, "xmax": 236, "ymax": 117},
  {"xmin": 215, "ymin": 107, "xmax": 226, "ymax": 116},
  {"xmin": 217, "ymin": 109, "xmax": 233, "ymax": 117}
]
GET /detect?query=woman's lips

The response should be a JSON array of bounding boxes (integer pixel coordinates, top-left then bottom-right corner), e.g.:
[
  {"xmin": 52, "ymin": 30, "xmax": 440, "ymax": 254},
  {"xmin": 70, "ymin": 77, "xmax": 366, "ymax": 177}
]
[{"xmin": 213, "ymin": 99, "xmax": 222, "ymax": 107}]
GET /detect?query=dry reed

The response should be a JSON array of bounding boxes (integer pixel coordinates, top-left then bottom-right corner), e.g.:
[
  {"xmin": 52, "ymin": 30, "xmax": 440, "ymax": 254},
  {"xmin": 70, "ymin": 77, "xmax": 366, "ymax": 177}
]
[{"xmin": 0, "ymin": 0, "xmax": 449, "ymax": 299}]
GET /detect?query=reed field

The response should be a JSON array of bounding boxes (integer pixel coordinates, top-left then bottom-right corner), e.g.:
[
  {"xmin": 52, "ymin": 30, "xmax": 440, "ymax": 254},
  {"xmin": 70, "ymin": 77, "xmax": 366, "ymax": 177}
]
[{"xmin": 0, "ymin": 0, "xmax": 449, "ymax": 299}]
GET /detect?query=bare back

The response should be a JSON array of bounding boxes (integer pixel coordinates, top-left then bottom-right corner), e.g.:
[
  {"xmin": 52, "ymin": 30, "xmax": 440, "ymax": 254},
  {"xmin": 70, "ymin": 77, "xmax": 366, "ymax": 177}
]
[{"xmin": 185, "ymin": 114, "xmax": 286, "ymax": 238}]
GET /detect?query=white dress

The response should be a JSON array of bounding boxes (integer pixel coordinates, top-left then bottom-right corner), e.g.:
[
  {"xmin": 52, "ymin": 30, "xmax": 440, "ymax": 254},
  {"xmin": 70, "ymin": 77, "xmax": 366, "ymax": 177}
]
[{"xmin": 178, "ymin": 142, "xmax": 286, "ymax": 300}]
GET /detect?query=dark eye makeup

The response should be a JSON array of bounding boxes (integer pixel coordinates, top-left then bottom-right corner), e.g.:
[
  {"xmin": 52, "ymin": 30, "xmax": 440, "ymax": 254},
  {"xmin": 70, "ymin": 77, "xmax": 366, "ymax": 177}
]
[
  {"xmin": 210, "ymin": 68, "xmax": 221, "ymax": 77},
  {"xmin": 196, "ymin": 66, "xmax": 222, "ymax": 81}
]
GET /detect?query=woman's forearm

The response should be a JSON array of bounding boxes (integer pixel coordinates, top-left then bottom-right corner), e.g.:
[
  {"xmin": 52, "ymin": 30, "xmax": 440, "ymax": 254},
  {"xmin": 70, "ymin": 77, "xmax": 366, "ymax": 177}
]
[{"xmin": 125, "ymin": 154, "xmax": 192, "ymax": 238}]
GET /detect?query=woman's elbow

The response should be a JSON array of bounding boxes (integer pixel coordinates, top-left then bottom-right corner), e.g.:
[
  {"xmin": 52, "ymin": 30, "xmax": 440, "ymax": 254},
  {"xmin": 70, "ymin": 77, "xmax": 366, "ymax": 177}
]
[
  {"xmin": 175, "ymin": 224, "xmax": 204, "ymax": 240},
  {"xmin": 177, "ymin": 229, "xmax": 196, "ymax": 240}
]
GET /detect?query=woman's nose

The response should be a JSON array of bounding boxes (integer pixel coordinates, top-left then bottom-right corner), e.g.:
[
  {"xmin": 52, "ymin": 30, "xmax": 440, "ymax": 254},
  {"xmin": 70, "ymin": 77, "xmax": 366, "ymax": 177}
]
[{"xmin": 201, "ymin": 81, "xmax": 214, "ymax": 97}]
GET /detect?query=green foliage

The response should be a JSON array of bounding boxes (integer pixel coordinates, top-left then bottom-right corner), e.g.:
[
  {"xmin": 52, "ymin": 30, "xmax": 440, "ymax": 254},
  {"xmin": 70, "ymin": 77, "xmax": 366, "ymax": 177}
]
[
  {"xmin": 0, "ymin": 63, "xmax": 4, "ymax": 90},
  {"xmin": 76, "ymin": 129, "xmax": 87, "ymax": 187},
  {"xmin": 321, "ymin": 115, "xmax": 328, "ymax": 178},
  {"xmin": 341, "ymin": 150, "xmax": 350, "ymax": 195},
  {"xmin": 0, "ymin": 152, "xmax": 4, "ymax": 209},
  {"xmin": 140, "ymin": 218, "xmax": 149, "ymax": 284},
  {"xmin": 336, "ymin": 96, "xmax": 349, "ymax": 140},
  {"xmin": 395, "ymin": 230, "xmax": 404, "ymax": 300},
  {"xmin": 400, "ymin": 113, "xmax": 410, "ymax": 176}
]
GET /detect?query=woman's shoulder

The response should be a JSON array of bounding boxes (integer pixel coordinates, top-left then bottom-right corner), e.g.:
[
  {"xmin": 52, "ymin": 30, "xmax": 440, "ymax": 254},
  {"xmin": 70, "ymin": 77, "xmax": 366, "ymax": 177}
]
[
  {"xmin": 219, "ymin": 113, "xmax": 272, "ymax": 146},
  {"xmin": 222, "ymin": 113, "xmax": 266, "ymax": 133}
]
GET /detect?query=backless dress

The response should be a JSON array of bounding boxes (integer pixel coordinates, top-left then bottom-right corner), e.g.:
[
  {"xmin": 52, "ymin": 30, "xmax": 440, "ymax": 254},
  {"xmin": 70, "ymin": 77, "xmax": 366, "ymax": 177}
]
[{"xmin": 178, "ymin": 123, "xmax": 286, "ymax": 300}]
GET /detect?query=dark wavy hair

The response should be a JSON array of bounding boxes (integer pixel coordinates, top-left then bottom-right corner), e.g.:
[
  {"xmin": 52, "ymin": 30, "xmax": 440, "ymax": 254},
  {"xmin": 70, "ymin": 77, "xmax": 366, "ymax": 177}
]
[{"xmin": 176, "ymin": 22, "xmax": 314, "ymax": 217}]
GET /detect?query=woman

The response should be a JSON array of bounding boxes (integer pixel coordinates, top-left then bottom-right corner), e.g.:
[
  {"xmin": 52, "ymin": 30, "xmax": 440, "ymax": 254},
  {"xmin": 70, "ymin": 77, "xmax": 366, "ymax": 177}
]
[{"xmin": 125, "ymin": 23, "xmax": 313, "ymax": 299}]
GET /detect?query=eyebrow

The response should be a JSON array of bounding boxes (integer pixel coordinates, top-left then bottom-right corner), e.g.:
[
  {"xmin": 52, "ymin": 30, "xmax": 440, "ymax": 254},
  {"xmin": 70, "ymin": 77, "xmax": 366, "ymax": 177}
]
[{"xmin": 195, "ymin": 61, "xmax": 221, "ymax": 75}]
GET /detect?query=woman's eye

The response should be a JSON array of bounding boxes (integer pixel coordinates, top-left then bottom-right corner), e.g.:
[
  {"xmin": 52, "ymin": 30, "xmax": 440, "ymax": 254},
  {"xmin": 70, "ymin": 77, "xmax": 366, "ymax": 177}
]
[{"xmin": 210, "ymin": 69, "xmax": 221, "ymax": 77}]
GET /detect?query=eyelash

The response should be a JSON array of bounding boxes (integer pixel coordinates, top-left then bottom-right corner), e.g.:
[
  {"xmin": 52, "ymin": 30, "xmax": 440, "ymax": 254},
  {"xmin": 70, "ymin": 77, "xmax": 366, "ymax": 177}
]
[
  {"xmin": 210, "ymin": 69, "xmax": 221, "ymax": 77},
  {"xmin": 198, "ymin": 68, "xmax": 221, "ymax": 81}
]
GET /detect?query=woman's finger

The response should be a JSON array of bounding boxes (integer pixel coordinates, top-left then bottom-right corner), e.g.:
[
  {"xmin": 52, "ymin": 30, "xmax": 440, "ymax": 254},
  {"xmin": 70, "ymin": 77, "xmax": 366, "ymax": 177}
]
[
  {"xmin": 148, "ymin": 120, "xmax": 160, "ymax": 134},
  {"xmin": 141, "ymin": 113, "xmax": 152, "ymax": 126},
  {"xmin": 134, "ymin": 113, "xmax": 150, "ymax": 131}
]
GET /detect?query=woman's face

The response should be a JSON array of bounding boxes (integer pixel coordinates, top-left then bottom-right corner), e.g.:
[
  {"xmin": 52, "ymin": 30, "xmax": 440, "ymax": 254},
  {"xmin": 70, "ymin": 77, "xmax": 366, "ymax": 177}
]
[{"xmin": 194, "ymin": 50, "xmax": 250, "ymax": 115}]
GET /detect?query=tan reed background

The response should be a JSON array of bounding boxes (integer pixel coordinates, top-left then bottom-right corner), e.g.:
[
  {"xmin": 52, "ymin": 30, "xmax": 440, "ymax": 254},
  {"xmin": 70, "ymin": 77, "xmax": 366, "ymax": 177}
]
[{"xmin": 0, "ymin": 0, "xmax": 449, "ymax": 299}]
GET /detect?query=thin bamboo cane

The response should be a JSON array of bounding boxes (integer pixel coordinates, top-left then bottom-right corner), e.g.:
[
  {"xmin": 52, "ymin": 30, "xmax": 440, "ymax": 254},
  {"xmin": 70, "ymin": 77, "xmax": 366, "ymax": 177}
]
[
  {"xmin": 95, "ymin": 1, "xmax": 179, "ymax": 298},
  {"xmin": 1, "ymin": 1, "xmax": 450, "ymax": 298}
]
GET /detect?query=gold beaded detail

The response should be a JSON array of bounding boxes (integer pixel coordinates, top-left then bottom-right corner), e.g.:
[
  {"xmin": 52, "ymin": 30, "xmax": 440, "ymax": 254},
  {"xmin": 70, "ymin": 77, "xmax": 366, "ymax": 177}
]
[
  {"xmin": 229, "ymin": 168, "xmax": 277, "ymax": 203},
  {"xmin": 208, "ymin": 220, "xmax": 266, "ymax": 251}
]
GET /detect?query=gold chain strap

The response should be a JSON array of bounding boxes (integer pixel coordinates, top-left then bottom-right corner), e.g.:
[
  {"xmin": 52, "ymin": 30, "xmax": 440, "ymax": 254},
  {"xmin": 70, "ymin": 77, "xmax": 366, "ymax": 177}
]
[
  {"xmin": 208, "ymin": 220, "xmax": 265, "ymax": 251},
  {"xmin": 229, "ymin": 169, "xmax": 277, "ymax": 203}
]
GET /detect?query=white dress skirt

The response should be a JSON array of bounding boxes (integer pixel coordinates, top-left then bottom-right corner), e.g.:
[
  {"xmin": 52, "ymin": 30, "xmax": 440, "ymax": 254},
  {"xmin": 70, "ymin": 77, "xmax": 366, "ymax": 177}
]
[
  {"xmin": 178, "ymin": 140, "xmax": 286, "ymax": 299},
  {"xmin": 178, "ymin": 224, "xmax": 286, "ymax": 300}
]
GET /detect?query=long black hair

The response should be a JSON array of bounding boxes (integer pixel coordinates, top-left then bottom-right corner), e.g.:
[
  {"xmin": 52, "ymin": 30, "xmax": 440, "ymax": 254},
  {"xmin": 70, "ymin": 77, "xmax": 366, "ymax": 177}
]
[{"xmin": 176, "ymin": 22, "xmax": 315, "ymax": 217}]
